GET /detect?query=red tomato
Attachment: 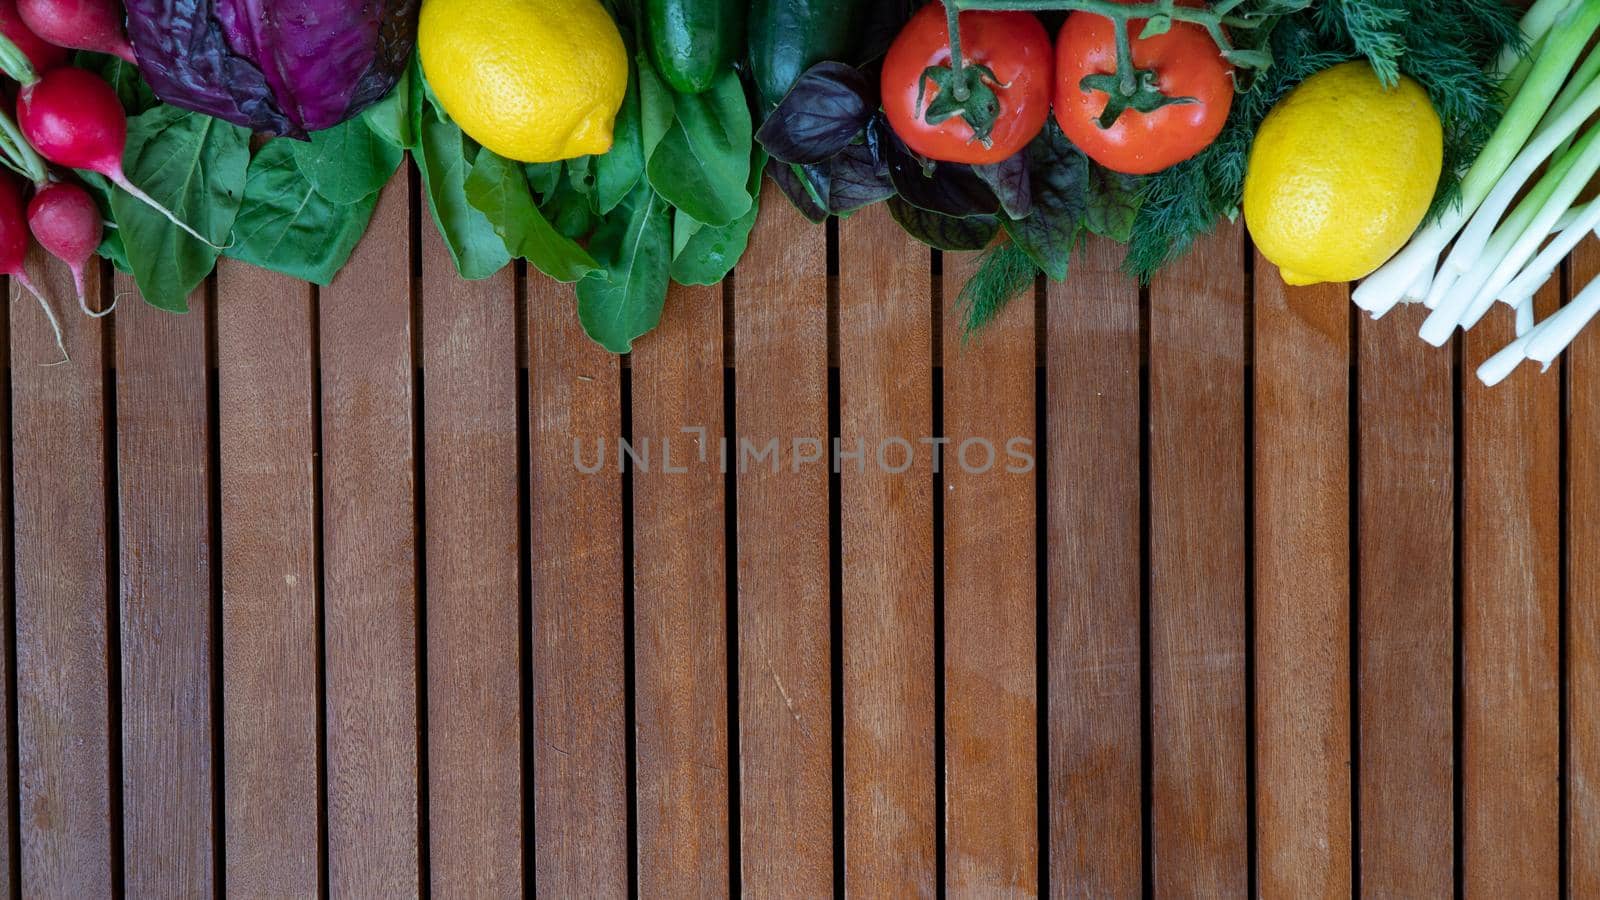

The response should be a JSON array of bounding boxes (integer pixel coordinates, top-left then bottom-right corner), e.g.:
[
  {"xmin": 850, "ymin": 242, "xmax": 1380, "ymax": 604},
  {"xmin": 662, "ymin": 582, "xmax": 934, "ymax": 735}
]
[
  {"xmin": 1054, "ymin": 9, "xmax": 1234, "ymax": 175},
  {"xmin": 881, "ymin": 3, "xmax": 1053, "ymax": 165}
]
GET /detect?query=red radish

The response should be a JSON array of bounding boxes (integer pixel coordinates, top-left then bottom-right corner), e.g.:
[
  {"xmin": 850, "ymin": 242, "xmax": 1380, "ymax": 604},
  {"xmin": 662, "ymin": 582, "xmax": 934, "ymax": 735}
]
[
  {"xmin": 17, "ymin": 0, "xmax": 134, "ymax": 64},
  {"xmin": 18, "ymin": 67, "xmax": 216, "ymax": 248},
  {"xmin": 0, "ymin": 0, "xmax": 66, "ymax": 77},
  {"xmin": 0, "ymin": 171, "xmax": 66, "ymax": 363},
  {"xmin": 28, "ymin": 181, "xmax": 109, "ymax": 318}
]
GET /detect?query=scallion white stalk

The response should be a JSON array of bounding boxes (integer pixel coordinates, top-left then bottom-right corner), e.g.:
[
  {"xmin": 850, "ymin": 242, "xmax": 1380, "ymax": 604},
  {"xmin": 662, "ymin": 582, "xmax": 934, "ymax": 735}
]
[
  {"xmin": 1476, "ymin": 272, "xmax": 1600, "ymax": 385},
  {"xmin": 1417, "ymin": 81, "xmax": 1600, "ymax": 343},
  {"xmin": 1353, "ymin": 0, "xmax": 1600, "ymax": 317},
  {"xmin": 1454, "ymin": 122, "xmax": 1600, "ymax": 332},
  {"xmin": 1497, "ymin": 199, "xmax": 1600, "ymax": 307}
]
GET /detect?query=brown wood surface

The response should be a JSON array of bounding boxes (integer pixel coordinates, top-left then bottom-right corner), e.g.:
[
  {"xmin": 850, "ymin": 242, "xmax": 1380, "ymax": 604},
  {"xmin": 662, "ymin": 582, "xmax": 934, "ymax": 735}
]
[
  {"xmin": 420, "ymin": 218, "xmax": 523, "ymax": 896},
  {"xmin": 5, "ymin": 181, "xmax": 1598, "ymax": 899},
  {"xmin": 630, "ymin": 281, "xmax": 729, "ymax": 896},
  {"xmin": 1461, "ymin": 286, "xmax": 1562, "ymax": 895},
  {"xmin": 0, "ymin": 275, "xmax": 16, "ymax": 899},
  {"xmin": 1356, "ymin": 303, "xmax": 1455, "ymax": 897},
  {"xmin": 941, "ymin": 251, "xmax": 1038, "ymax": 895},
  {"xmin": 1045, "ymin": 237, "xmax": 1142, "ymax": 896},
  {"xmin": 732, "ymin": 181, "xmax": 833, "ymax": 896},
  {"xmin": 318, "ymin": 177, "xmax": 420, "ymax": 895},
  {"xmin": 1572, "ymin": 244, "xmax": 1600, "ymax": 896},
  {"xmin": 12, "ymin": 254, "xmax": 112, "ymax": 896},
  {"xmin": 838, "ymin": 204, "xmax": 936, "ymax": 897},
  {"xmin": 216, "ymin": 260, "xmax": 321, "ymax": 895},
  {"xmin": 113, "ymin": 276, "xmax": 214, "ymax": 897},
  {"xmin": 527, "ymin": 278, "xmax": 626, "ymax": 893},
  {"xmin": 1147, "ymin": 224, "xmax": 1249, "ymax": 895},
  {"xmin": 1252, "ymin": 265, "xmax": 1351, "ymax": 896}
]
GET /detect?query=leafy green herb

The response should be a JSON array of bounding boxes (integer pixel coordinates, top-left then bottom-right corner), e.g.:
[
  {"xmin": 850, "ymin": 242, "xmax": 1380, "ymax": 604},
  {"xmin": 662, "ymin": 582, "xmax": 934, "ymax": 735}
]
[
  {"xmin": 412, "ymin": 73, "xmax": 511, "ymax": 280},
  {"xmin": 1003, "ymin": 122, "xmax": 1086, "ymax": 282},
  {"xmin": 645, "ymin": 68, "xmax": 753, "ymax": 227},
  {"xmin": 110, "ymin": 106, "xmax": 249, "ymax": 311},
  {"xmin": 577, "ymin": 183, "xmax": 673, "ymax": 353},
  {"xmin": 956, "ymin": 241, "xmax": 1039, "ymax": 337},
  {"xmin": 886, "ymin": 196, "xmax": 998, "ymax": 251},
  {"xmin": 290, "ymin": 118, "xmax": 404, "ymax": 205},
  {"xmin": 361, "ymin": 63, "xmax": 413, "ymax": 149},
  {"xmin": 673, "ymin": 148, "xmax": 767, "ymax": 285},
  {"xmin": 465, "ymin": 151, "xmax": 598, "ymax": 283},
  {"xmin": 226, "ymin": 141, "xmax": 378, "ymax": 285},
  {"xmin": 593, "ymin": 63, "xmax": 646, "ymax": 215},
  {"xmin": 1125, "ymin": 0, "xmax": 1520, "ymax": 281}
]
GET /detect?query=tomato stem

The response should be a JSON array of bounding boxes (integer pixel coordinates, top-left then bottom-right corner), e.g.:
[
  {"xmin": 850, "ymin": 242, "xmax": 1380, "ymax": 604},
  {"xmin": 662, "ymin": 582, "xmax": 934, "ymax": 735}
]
[
  {"xmin": 917, "ymin": 0, "xmax": 1008, "ymax": 147},
  {"xmin": 949, "ymin": 0, "xmax": 1285, "ymax": 128},
  {"xmin": 943, "ymin": 1, "xmax": 971, "ymax": 102}
]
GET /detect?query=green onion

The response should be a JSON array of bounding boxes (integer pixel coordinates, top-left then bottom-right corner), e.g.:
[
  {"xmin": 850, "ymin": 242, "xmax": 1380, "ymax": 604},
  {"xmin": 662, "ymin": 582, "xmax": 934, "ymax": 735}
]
[{"xmin": 1354, "ymin": 0, "xmax": 1600, "ymax": 317}]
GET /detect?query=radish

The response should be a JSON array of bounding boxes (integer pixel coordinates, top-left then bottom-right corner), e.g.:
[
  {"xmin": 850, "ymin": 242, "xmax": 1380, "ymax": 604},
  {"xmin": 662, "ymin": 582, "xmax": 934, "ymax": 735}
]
[
  {"xmin": 0, "ymin": 171, "xmax": 66, "ymax": 363},
  {"xmin": 28, "ymin": 180, "xmax": 110, "ymax": 318},
  {"xmin": 16, "ymin": 0, "xmax": 134, "ymax": 64},
  {"xmin": 0, "ymin": 0, "xmax": 65, "ymax": 79},
  {"xmin": 17, "ymin": 67, "xmax": 217, "ymax": 248}
]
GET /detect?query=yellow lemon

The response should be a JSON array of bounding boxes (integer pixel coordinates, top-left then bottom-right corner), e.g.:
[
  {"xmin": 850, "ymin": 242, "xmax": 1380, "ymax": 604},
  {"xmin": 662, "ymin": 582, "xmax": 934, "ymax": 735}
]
[
  {"xmin": 1243, "ymin": 61, "xmax": 1443, "ymax": 286},
  {"xmin": 419, "ymin": 0, "xmax": 627, "ymax": 163}
]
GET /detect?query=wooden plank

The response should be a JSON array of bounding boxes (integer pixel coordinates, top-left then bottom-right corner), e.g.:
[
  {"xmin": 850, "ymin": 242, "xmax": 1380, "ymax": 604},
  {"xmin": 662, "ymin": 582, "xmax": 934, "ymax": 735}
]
[
  {"xmin": 941, "ymin": 251, "xmax": 1037, "ymax": 894},
  {"xmin": 838, "ymin": 204, "xmax": 936, "ymax": 897},
  {"xmin": 0, "ymin": 277, "xmax": 16, "ymax": 900},
  {"xmin": 319, "ymin": 178, "xmax": 419, "ymax": 895},
  {"xmin": 1356, "ymin": 302, "xmax": 1454, "ymax": 896},
  {"xmin": 1571, "ymin": 240, "xmax": 1600, "ymax": 896},
  {"xmin": 420, "ymin": 220, "xmax": 522, "ymax": 895},
  {"xmin": 630, "ymin": 282, "xmax": 729, "ymax": 896},
  {"xmin": 732, "ymin": 182, "xmax": 832, "ymax": 895},
  {"xmin": 113, "ymin": 277, "xmax": 213, "ymax": 896},
  {"xmin": 1252, "ymin": 264, "xmax": 1351, "ymax": 896},
  {"xmin": 12, "ymin": 252, "xmax": 112, "ymax": 895},
  {"xmin": 1461, "ymin": 286, "xmax": 1561, "ymax": 895},
  {"xmin": 216, "ymin": 260, "xmax": 320, "ymax": 895},
  {"xmin": 528, "ymin": 279, "xmax": 627, "ymax": 894},
  {"xmin": 1045, "ymin": 237, "xmax": 1141, "ymax": 896},
  {"xmin": 1147, "ymin": 224, "xmax": 1248, "ymax": 895}
]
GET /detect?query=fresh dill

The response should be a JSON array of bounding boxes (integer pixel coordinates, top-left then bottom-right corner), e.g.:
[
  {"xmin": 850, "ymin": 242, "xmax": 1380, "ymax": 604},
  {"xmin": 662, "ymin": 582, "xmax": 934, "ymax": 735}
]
[{"xmin": 1123, "ymin": 0, "xmax": 1521, "ymax": 281}]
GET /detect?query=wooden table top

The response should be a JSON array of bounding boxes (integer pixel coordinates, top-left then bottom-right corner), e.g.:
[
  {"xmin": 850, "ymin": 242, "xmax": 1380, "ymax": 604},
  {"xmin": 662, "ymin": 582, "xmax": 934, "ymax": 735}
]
[{"xmin": 0, "ymin": 170, "xmax": 1590, "ymax": 896}]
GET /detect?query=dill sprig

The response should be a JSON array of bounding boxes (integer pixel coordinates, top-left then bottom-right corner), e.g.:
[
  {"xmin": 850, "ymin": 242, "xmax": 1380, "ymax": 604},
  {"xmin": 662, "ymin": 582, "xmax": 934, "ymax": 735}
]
[
  {"xmin": 956, "ymin": 241, "xmax": 1040, "ymax": 337},
  {"xmin": 1123, "ymin": 0, "xmax": 1521, "ymax": 282}
]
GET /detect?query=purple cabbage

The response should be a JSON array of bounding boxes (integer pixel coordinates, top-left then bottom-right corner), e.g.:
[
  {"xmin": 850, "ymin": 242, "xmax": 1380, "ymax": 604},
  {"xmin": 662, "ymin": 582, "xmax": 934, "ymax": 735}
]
[{"xmin": 125, "ymin": 0, "xmax": 418, "ymax": 138}]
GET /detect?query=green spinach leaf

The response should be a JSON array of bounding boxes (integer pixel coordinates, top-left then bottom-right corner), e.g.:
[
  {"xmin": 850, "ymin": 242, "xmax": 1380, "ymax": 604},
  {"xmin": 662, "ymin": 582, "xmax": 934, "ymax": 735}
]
[
  {"xmin": 109, "ymin": 106, "xmax": 249, "ymax": 311},
  {"xmin": 362, "ymin": 64, "xmax": 413, "ymax": 149},
  {"xmin": 466, "ymin": 151, "xmax": 597, "ymax": 283},
  {"xmin": 577, "ymin": 183, "xmax": 672, "ymax": 353},
  {"xmin": 593, "ymin": 64, "xmax": 645, "ymax": 215},
  {"xmin": 671, "ymin": 148, "xmax": 766, "ymax": 286},
  {"xmin": 226, "ymin": 141, "xmax": 378, "ymax": 285},
  {"xmin": 291, "ymin": 118, "xmax": 404, "ymax": 204},
  {"xmin": 413, "ymin": 80, "xmax": 512, "ymax": 280},
  {"xmin": 646, "ymin": 69, "xmax": 751, "ymax": 228}
]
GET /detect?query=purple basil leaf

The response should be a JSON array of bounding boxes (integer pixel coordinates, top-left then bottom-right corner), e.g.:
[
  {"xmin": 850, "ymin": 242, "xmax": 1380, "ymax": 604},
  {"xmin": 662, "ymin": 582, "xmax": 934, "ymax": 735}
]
[
  {"xmin": 127, "ymin": 0, "xmax": 420, "ymax": 138},
  {"xmin": 886, "ymin": 196, "xmax": 998, "ymax": 252},
  {"xmin": 974, "ymin": 151, "xmax": 1031, "ymax": 220},
  {"xmin": 826, "ymin": 136, "xmax": 892, "ymax": 214},
  {"xmin": 756, "ymin": 62, "xmax": 876, "ymax": 165},
  {"xmin": 768, "ymin": 158, "xmax": 829, "ymax": 224},
  {"xmin": 1003, "ymin": 121, "xmax": 1088, "ymax": 281},
  {"xmin": 875, "ymin": 118, "xmax": 1000, "ymax": 219}
]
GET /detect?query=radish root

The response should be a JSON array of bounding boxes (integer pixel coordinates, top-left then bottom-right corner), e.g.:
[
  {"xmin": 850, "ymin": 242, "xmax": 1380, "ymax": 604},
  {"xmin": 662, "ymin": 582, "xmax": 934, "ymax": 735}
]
[
  {"xmin": 111, "ymin": 174, "xmax": 226, "ymax": 250},
  {"xmin": 12, "ymin": 273, "xmax": 67, "ymax": 365}
]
